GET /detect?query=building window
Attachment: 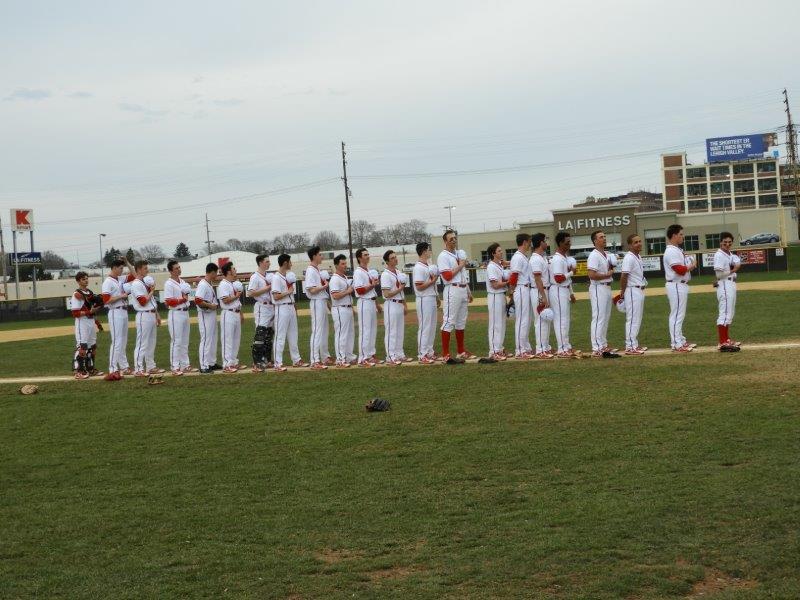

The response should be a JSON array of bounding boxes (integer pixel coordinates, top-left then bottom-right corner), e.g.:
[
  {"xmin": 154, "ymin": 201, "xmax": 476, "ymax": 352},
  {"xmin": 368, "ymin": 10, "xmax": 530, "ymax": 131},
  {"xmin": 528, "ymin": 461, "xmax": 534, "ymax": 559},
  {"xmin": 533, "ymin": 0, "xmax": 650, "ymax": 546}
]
[
  {"xmin": 711, "ymin": 197, "xmax": 732, "ymax": 211},
  {"xmin": 506, "ymin": 249, "xmax": 515, "ymax": 261},
  {"xmin": 645, "ymin": 237, "xmax": 666, "ymax": 255},
  {"xmin": 734, "ymin": 180, "xmax": 755, "ymax": 193},
  {"xmin": 733, "ymin": 163, "xmax": 754, "ymax": 175},
  {"xmin": 759, "ymin": 194, "xmax": 778, "ymax": 208},
  {"xmin": 686, "ymin": 167, "xmax": 707, "ymax": 179},
  {"xmin": 709, "ymin": 165, "xmax": 730, "ymax": 177},
  {"xmin": 684, "ymin": 235, "xmax": 700, "ymax": 251},
  {"xmin": 710, "ymin": 181, "xmax": 731, "ymax": 195},
  {"xmin": 706, "ymin": 233, "xmax": 722, "ymax": 249},
  {"xmin": 735, "ymin": 195, "xmax": 756, "ymax": 210},
  {"xmin": 480, "ymin": 251, "xmax": 489, "ymax": 263},
  {"xmin": 687, "ymin": 183, "xmax": 707, "ymax": 196},
  {"xmin": 757, "ymin": 161, "xmax": 777, "ymax": 173},
  {"xmin": 758, "ymin": 178, "xmax": 778, "ymax": 191},
  {"xmin": 687, "ymin": 199, "xmax": 708, "ymax": 212}
]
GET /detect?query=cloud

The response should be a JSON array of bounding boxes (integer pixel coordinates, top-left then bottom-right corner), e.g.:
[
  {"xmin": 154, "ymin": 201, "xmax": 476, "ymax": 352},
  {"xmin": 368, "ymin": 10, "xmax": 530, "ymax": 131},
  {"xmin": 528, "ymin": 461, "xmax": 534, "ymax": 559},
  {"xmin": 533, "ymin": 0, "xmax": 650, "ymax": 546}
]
[
  {"xmin": 327, "ymin": 88, "xmax": 348, "ymax": 96},
  {"xmin": 68, "ymin": 91, "xmax": 93, "ymax": 99},
  {"xmin": 4, "ymin": 88, "xmax": 52, "ymax": 101},
  {"xmin": 192, "ymin": 76, "xmax": 204, "ymax": 84},
  {"xmin": 213, "ymin": 98, "xmax": 244, "ymax": 107},
  {"xmin": 118, "ymin": 102, "xmax": 169, "ymax": 117}
]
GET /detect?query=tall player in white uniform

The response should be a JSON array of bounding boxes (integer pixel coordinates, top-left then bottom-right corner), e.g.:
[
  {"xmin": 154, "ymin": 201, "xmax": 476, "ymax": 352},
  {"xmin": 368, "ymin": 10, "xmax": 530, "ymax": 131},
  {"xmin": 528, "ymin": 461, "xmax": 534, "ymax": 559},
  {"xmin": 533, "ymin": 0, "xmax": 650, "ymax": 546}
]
[
  {"xmin": 529, "ymin": 233, "xmax": 553, "ymax": 359},
  {"xmin": 101, "ymin": 258, "xmax": 133, "ymax": 378},
  {"xmin": 131, "ymin": 260, "xmax": 164, "ymax": 376},
  {"xmin": 164, "ymin": 260, "xmax": 194, "ymax": 375},
  {"xmin": 663, "ymin": 224, "xmax": 697, "ymax": 352},
  {"xmin": 413, "ymin": 242, "xmax": 439, "ymax": 364},
  {"xmin": 587, "ymin": 230, "xmax": 618, "ymax": 358},
  {"xmin": 486, "ymin": 243, "xmax": 509, "ymax": 361},
  {"xmin": 508, "ymin": 233, "xmax": 533, "ymax": 359},
  {"xmin": 271, "ymin": 253, "xmax": 306, "ymax": 371},
  {"xmin": 713, "ymin": 231, "xmax": 742, "ymax": 352},
  {"xmin": 617, "ymin": 234, "xmax": 648, "ymax": 355},
  {"xmin": 70, "ymin": 271, "xmax": 104, "ymax": 379},
  {"xmin": 549, "ymin": 232, "xmax": 579, "ymax": 358},
  {"xmin": 438, "ymin": 230, "xmax": 474, "ymax": 361},
  {"xmin": 353, "ymin": 248, "xmax": 380, "ymax": 367},
  {"xmin": 380, "ymin": 249, "xmax": 410, "ymax": 365},
  {"xmin": 305, "ymin": 246, "xmax": 333, "ymax": 370},
  {"xmin": 247, "ymin": 254, "xmax": 275, "ymax": 372},
  {"xmin": 328, "ymin": 254, "xmax": 357, "ymax": 367},
  {"xmin": 195, "ymin": 262, "xmax": 220, "ymax": 373},
  {"xmin": 218, "ymin": 262, "xmax": 246, "ymax": 372}
]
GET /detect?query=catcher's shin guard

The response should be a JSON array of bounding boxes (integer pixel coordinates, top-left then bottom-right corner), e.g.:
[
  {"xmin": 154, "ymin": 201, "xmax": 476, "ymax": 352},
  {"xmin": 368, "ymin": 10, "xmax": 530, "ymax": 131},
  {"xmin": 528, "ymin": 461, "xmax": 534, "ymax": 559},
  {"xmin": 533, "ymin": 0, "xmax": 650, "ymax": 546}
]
[
  {"xmin": 86, "ymin": 344, "xmax": 97, "ymax": 371},
  {"xmin": 265, "ymin": 326, "xmax": 275, "ymax": 363},
  {"xmin": 73, "ymin": 343, "xmax": 89, "ymax": 373},
  {"xmin": 252, "ymin": 326, "xmax": 269, "ymax": 367}
]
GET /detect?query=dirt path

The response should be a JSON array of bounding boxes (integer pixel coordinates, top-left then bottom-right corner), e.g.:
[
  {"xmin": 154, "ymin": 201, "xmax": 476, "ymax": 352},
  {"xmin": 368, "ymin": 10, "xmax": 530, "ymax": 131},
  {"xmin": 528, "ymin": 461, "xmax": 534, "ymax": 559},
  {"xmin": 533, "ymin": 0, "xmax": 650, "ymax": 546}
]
[
  {"xmin": 1, "ymin": 279, "xmax": 797, "ymax": 344},
  {"xmin": 2, "ymin": 341, "xmax": 798, "ymax": 385}
]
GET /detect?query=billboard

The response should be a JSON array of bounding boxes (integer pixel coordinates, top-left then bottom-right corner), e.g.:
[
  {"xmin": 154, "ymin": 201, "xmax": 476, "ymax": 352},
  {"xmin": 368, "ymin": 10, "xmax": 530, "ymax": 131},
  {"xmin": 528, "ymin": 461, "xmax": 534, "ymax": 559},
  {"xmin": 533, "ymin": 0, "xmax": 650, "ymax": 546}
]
[
  {"xmin": 10, "ymin": 209, "xmax": 34, "ymax": 231},
  {"xmin": 8, "ymin": 252, "xmax": 42, "ymax": 266},
  {"xmin": 705, "ymin": 133, "xmax": 777, "ymax": 163}
]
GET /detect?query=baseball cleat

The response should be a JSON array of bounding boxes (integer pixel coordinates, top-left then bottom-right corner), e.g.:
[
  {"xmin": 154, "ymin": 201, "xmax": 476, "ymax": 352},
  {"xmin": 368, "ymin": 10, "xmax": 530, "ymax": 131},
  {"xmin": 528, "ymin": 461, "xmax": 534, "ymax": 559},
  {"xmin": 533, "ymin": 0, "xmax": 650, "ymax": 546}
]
[
  {"xmin": 293, "ymin": 360, "xmax": 309, "ymax": 368},
  {"xmin": 555, "ymin": 351, "xmax": 572, "ymax": 359},
  {"xmin": 88, "ymin": 369, "xmax": 104, "ymax": 377},
  {"xmin": 171, "ymin": 370, "xmax": 184, "ymax": 376},
  {"xmin": 134, "ymin": 371, "xmax": 148, "ymax": 377},
  {"xmin": 672, "ymin": 345, "xmax": 693, "ymax": 353},
  {"xmin": 183, "ymin": 367, "xmax": 198, "ymax": 373},
  {"xmin": 323, "ymin": 357, "xmax": 336, "ymax": 366},
  {"xmin": 359, "ymin": 361, "xmax": 374, "ymax": 368},
  {"xmin": 121, "ymin": 368, "xmax": 134, "ymax": 376},
  {"xmin": 591, "ymin": 351, "xmax": 603, "ymax": 358},
  {"xmin": 211, "ymin": 364, "xmax": 223, "ymax": 371},
  {"xmin": 273, "ymin": 365, "xmax": 288, "ymax": 372},
  {"xmin": 222, "ymin": 366, "xmax": 238, "ymax": 374},
  {"xmin": 235, "ymin": 364, "xmax": 248, "ymax": 371},
  {"xmin": 336, "ymin": 362, "xmax": 351, "ymax": 368},
  {"xmin": 419, "ymin": 356, "xmax": 436, "ymax": 365},
  {"xmin": 74, "ymin": 371, "xmax": 90, "ymax": 380},
  {"xmin": 309, "ymin": 362, "xmax": 328, "ymax": 370},
  {"xmin": 534, "ymin": 352, "xmax": 554, "ymax": 359},
  {"xmin": 251, "ymin": 366, "xmax": 265, "ymax": 373},
  {"xmin": 148, "ymin": 368, "xmax": 166, "ymax": 374},
  {"xmin": 635, "ymin": 346, "xmax": 648, "ymax": 352},
  {"xmin": 457, "ymin": 350, "xmax": 476, "ymax": 360},
  {"xmin": 686, "ymin": 342, "xmax": 698, "ymax": 349},
  {"xmin": 625, "ymin": 348, "xmax": 645, "ymax": 355},
  {"xmin": 726, "ymin": 339, "xmax": 742, "ymax": 347},
  {"xmin": 199, "ymin": 368, "xmax": 213, "ymax": 374}
]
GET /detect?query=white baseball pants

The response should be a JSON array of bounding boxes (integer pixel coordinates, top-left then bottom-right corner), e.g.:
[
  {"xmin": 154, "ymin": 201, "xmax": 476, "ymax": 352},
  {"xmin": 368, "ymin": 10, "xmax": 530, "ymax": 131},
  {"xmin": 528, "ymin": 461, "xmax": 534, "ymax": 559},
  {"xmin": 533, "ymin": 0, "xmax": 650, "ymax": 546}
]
[
  {"xmin": 74, "ymin": 316, "xmax": 96, "ymax": 347},
  {"xmin": 531, "ymin": 287, "xmax": 552, "ymax": 354},
  {"xmin": 134, "ymin": 311, "xmax": 158, "ymax": 372},
  {"xmin": 716, "ymin": 280, "xmax": 736, "ymax": 326},
  {"xmin": 487, "ymin": 292, "xmax": 507, "ymax": 355},
  {"xmin": 415, "ymin": 295, "xmax": 437, "ymax": 359},
  {"xmin": 220, "ymin": 309, "xmax": 242, "ymax": 368},
  {"xmin": 548, "ymin": 286, "xmax": 572, "ymax": 353},
  {"xmin": 383, "ymin": 299, "xmax": 405, "ymax": 361},
  {"xmin": 589, "ymin": 283, "xmax": 612, "ymax": 352},
  {"xmin": 309, "ymin": 298, "xmax": 330, "ymax": 363},
  {"xmin": 623, "ymin": 287, "xmax": 645, "ymax": 350},
  {"xmin": 107, "ymin": 308, "xmax": 130, "ymax": 372},
  {"xmin": 167, "ymin": 309, "xmax": 190, "ymax": 370},
  {"xmin": 512, "ymin": 285, "xmax": 532, "ymax": 355},
  {"xmin": 331, "ymin": 305, "xmax": 356, "ymax": 363},
  {"xmin": 357, "ymin": 298, "xmax": 377, "ymax": 363},
  {"xmin": 666, "ymin": 281, "xmax": 689, "ymax": 349},
  {"xmin": 273, "ymin": 304, "xmax": 300, "ymax": 367},
  {"xmin": 197, "ymin": 309, "xmax": 218, "ymax": 369},
  {"xmin": 441, "ymin": 285, "xmax": 468, "ymax": 332},
  {"xmin": 254, "ymin": 302, "xmax": 275, "ymax": 328}
]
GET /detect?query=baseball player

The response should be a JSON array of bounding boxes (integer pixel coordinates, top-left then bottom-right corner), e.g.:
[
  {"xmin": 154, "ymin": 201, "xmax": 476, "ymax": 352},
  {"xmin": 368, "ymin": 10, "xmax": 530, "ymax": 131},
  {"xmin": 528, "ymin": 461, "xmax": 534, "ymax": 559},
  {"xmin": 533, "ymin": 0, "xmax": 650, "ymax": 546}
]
[
  {"xmin": 381, "ymin": 249, "xmax": 410, "ymax": 365},
  {"xmin": 328, "ymin": 254, "xmax": 357, "ymax": 367},
  {"xmin": 101, "ymin": 258, "xmax": 133, "ymax": 378},
  {"xmin": 508, "ymin": 233, "xmax": 533, "ymax": 359},
  {"xmin": 413, "ymin": 242, "xmax": 440, "ymax": 364},
  {"xmin": 616, "ymin": 234, "xmax": 648, "ymax": 355},
  {"xmin": 438, "ymin": 229, "xmax": 474, "ymax": 361},
  {"xmin": 195, "ymin": 262, "xmax": 220, "ymax": 373},
  {"xmin": 529, "ymin": 233, "xmax": 553, "ymax": 359},
  {"xmin": 587, "ymin": 230, "xmax": 618, "ymax": 358},
  {"xmin": 353, "ymin": 247, "xmax": 380, "ymax": 367},
  {"xmin": 486, "ymin": 242, "xmax": 509, "ymax": 361},
  {"xmin": 271, "ymin": 253, "xmax": 306, "ymax": 371},
  {"xmin": 130, "ymin": 260, "xmax": 164, "ymax": 376},
  {"xmin": 305, "ymin": 246, "xmax": 333, "ymax": 370},
  {"xmin": 247, "ymin": 254, "xmax": 275, "ymax": 372},
  {"xmin": 218, "ymin": 262, "xmax": 246, "ymax": 373},
  {"xmin": 164, "ymin": 259, "xmax": 194, "ymax": 375},
  {"xmin": 70, "ymin": 271, "xmax": 104, "ymax": 379},
  {"xmin": 713, "ymin": 231, "xmax": 742, "ymax": 351},
  {"xmin": 663, "ymin": 224, "xmax": 697, "ymax": 352},
  {"xmin": 548, "ymin": 232, "xmax": 578, "ymax": 358}
]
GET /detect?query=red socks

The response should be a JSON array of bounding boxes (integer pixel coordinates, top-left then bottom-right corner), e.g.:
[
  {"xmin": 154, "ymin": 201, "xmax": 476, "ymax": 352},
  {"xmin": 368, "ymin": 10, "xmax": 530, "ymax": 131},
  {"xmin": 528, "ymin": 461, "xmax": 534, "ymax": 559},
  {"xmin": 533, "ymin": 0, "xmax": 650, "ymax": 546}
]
[
  {"xmin": 455, "ymin": 329, "xmax": 465, "ymax": 354},
  {"xmin": 717, "ymin": 324, "xmax": 729, "ymax": 344},
  {"xmin": 441, "ymin": 331, "xmax": 451, "ymax": 356}
]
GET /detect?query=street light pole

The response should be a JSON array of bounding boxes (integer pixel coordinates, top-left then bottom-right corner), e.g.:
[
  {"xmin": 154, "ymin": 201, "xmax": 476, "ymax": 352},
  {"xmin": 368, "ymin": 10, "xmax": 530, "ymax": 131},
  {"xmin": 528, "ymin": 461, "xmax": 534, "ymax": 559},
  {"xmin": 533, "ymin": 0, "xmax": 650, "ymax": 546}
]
[
  {"xmin": 443, "ymin": 205, "xmax": 456, "ymax": 230},
  {"xmin": 99, "ymin": 233, "xmax": 106, "ymax": 279}
]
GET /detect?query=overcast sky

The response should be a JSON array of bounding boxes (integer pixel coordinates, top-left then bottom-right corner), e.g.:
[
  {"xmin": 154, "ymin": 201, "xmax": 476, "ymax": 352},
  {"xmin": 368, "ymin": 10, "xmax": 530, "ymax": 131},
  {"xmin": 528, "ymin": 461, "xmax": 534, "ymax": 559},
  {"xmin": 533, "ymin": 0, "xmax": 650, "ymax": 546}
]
[{"xmin": 1, "ymin": 0, "xmax": 798, "ymax": 263}]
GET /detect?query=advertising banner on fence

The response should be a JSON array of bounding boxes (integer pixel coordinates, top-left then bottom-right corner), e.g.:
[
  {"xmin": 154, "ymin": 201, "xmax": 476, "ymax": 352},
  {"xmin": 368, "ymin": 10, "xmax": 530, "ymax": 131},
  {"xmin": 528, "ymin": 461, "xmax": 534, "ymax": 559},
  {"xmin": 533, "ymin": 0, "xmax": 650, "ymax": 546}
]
[
  {"xmin": 703, "ymin": 249, "xmax": 767, "ymax": 267},
  {"xmin": 641, "ymin": 256, "xmax": 662, "ymax": 272},
  {"xmin": 705, "ymin": 133, "xmax": 777, "ymax": 163}
]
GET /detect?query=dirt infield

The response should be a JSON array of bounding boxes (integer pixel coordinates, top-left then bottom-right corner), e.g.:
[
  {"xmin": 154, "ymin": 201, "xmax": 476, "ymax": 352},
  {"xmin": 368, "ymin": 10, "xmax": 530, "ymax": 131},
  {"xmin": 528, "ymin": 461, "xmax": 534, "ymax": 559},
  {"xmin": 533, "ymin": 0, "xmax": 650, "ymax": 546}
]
[{"xmin": 1, "ymin": 279, "xmax": 797, "ymax": 344}]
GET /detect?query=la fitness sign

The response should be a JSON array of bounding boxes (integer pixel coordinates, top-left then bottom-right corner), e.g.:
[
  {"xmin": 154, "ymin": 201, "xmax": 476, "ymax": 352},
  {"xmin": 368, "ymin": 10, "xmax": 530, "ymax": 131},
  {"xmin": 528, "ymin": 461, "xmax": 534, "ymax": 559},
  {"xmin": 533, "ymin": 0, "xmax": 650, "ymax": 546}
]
[{"xmin": 556, "ymin": 214, "xmax": 631, "ymax": 232}]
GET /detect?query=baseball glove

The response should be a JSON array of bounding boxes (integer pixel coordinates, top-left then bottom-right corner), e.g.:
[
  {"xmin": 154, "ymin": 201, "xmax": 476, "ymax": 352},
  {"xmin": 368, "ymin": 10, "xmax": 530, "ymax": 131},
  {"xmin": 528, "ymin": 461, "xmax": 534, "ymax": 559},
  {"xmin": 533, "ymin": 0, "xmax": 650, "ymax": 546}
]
[
  {"xmin": 719, "ymin": 344, "xmax": 741, "ymax": 353},
  {"xmin": 477, "ymin": 356, "xmax": 498, "ymax": 364},
  {"xmin": 20, "ymin": 384, "xmax": 39, "ymax": 395},
  {"xmin": 365, "ymin": 397, "xmax": 391, "ymax": 412},
  {"xmin": 147, "ymin": 374, "xmax": 164, "ymax": 385}
]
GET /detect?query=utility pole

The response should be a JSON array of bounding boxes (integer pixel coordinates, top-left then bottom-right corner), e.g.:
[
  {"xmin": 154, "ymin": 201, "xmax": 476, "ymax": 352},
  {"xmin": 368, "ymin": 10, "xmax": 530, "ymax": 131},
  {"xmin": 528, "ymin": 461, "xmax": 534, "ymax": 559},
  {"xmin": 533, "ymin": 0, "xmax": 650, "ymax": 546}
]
[
  {"xmin": 205, "ymin": 213, "xmax": 214, "ymax": 257},
  {"xmin": 783, "ymin": 89, "xmax": 800, "ymax": 230},
  {"xmin": 443, "ymin": 205, "xmax": 456, "ymax": 230},
  {"xmin": 341, "ymin": 142, "xmax": 355, "ymax": 272},
  {"xmin": 0, "ymin": 216, "xmax": 7, "ymax": 301}
]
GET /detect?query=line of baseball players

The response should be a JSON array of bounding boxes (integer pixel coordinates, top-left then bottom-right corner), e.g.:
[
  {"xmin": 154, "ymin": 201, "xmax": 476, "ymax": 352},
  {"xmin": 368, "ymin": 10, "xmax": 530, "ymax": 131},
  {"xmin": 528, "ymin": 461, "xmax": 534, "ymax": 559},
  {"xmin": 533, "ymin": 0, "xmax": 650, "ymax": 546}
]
[{"xmin": 71, "ymin": 225, "xmax": 742, "ymax": 379}]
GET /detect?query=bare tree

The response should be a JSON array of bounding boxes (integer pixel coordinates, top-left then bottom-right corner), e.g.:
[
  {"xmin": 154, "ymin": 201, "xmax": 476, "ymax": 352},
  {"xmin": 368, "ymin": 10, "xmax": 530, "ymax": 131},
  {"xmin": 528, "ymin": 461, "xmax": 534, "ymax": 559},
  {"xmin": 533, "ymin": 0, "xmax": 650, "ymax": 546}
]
[
  {"xmin": 41, "ymin": 250, "xmax": 69, "ymax": 270},
  {"xmin": 271, "ymin": 232, "xmax": 310, "ymax": 254},
  {"xmin": 242, "ymin": 240, "xmax": 271, "ymax": 255},
  {"xmin": 139, "ymin": 244, "xmax": 166, "ymax": 261},
  {"xmin": 312, "ymin": 230, "xmax": 343, "ymax": 249},
  {"xmin": 225, "ymin": 238, "xmax": 246, "ymax": 251},
  {"xmin": 350, "ymin": 220, "xmax": 379, "ymax": 247}
]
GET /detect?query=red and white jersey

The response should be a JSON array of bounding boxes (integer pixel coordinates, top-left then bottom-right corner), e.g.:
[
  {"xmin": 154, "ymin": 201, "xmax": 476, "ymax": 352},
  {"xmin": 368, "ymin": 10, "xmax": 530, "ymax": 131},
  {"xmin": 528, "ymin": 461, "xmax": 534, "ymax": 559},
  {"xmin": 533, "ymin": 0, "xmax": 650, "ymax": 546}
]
[
  {"xmin": 247, "ymin": 271, "xmax": 273, "ymax": 304},
  {"xmin": 70, "ymin": 289, "xmax": 94, "ymax": 318},
  {"xmin": 587, "ymin": 248, "xmax": 612, "ymax": 284},
  {"xmin": 304, "ymin": 265, "xmax": 329, "ymax": 300},
  {"xmin": 549, "ymin": 252, "xmax": 572, "ymax": 288},
  {"xmin": 437, "ymin": 250, "xmax": 468, "ymax": 285},
  {"xmin": 271, "ymin": 272, "xmax": 295, "ymax": 305},
  {"xmin": 164, "ymin": 277, "xmax": 190, "ymax": 310},
  {"xmin": 713, "ymin": 249, "xmax": 736, "ymax": 279},
  {"xmin": 328, "ymin": 273, "xmax": 353, "ymax": 307},
  {"xmin": 195, "ymin": 279, "xmax": 217, "ymax": 311},
  {"xmin": 663, "ymin": 244, "xmax": 692, "ymax": 282},
  {"xmin": 130, "ymin": 278, "xmax": 156, "ymax": 312},
  {"xmin": 509, "ymin": 250, "xmax": 532, "ymax": 285},
  {"xmin": 529, "ymin": 252, "xmax": 550, "ymax": 286},
  {"xmin": 352, "ymin": 266, "xmax": 377, "ymax": 299},
  {"xmin": 412, "ymin": 261, "xmax": 437, "ymax": 297},
  {"xmin": 381, "ymin": 268, "xmax": 405, "ymax": 300},
  {"xmin": 101, "ymin": 275, "xmax": 129, "ymax": 309},
  {"xmin": 621, "ymin": 251, "xmax": 647, "ymax": 287},
  {"xmin": 217, "ymin": 279, "xmax": 241, "ymax": 310},
  {"xmin": 486, "ymin": 261, "xmax": 507, "ymax": 294}
]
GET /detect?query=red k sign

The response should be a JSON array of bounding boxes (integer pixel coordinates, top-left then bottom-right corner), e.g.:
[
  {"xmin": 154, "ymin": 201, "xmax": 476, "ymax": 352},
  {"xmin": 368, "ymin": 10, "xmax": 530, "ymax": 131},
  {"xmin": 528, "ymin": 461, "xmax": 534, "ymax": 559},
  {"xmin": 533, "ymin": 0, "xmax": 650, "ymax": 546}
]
[{"xmin": 11, "ymin": 209, "xmax": 34, "ymax": 231}]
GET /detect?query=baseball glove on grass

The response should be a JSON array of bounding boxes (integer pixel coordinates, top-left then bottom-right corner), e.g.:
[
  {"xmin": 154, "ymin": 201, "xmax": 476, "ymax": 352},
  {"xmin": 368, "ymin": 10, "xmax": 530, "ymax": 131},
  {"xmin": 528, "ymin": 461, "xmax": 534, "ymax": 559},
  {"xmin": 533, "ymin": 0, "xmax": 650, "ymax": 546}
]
[
  {"xmin": 365, "ymin": 397, "xmax": 391, "ymax": 412},
  {"xmin": 20, "ymin": 384, "xmax": 39, "ymax": 395}
]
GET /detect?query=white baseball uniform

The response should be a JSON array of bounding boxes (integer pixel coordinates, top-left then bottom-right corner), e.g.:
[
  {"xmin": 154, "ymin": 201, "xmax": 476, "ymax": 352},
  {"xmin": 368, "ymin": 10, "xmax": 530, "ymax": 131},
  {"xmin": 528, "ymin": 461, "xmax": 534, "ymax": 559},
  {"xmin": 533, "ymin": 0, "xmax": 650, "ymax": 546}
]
[
  {"xmin": 353, "ymin": 266, "xmax": 378, "ymax": 363},
  {"xmin": 587, "ymin": 248, "xmax": 614, "ymax": 352},
  {"xmin": 70, "ymin": 290, "xmax": 97, "ymax": 348},
  {"xmin": 305, "ymin": 265, "xmax": 331, "ymax": 364},
  {"xmin": 131, "ymin": 278, "xmax": 158, "ymax": 373},
  {"xmin": 328, "ymin": 273, "xmax": 356, "ymax": 364},
  {"xmin": 548, "ymin": 252, "xmax": 573, "ymax": 353},
  {"xmin": 529, "ymin": 252, "xmax": 552, "ymax": 354},
  {"xmin": 102, "ymin": 274, "xmax": 131, "ymax": 372},
  {"xmin": 271, "ymin": 272, "xmax": 301, "ymax": 367},
  {"xmin": 381, "ymin": 268, "xmax": 406, "ymax": 362},
  {"xmin": 217, "ymin": 278, "xmax": 242, "ymax": 368},
  {"xmin": 413, "ymin": 261, "xmax": 438, "ymax": 359},
  {"xmin": 621, "ymin": 251, "xmax": 647, "ymax": 350},
  {"xmin": 164, "ymin": 277, "xmax": 191, "ymax": 371},
  {"xmin": 509, "ymin": 249, "xmax": 532, "ymax": 355},
  {"xmin": 714, "ymin": 249, "xmax": 738, "ymax": 326},
  {"xmin": 248, "ymin": 271, "xmax": 275, "ymax": 329},
  {"xmin": 663, "ymin": 244, "xmax": 693, "ymax": 349},
  {"xmin": 486, "ymin": 260, "xmax": 508, "ymax": 356},
  {"xmin": 438, "ymin": 249, "xmax": 469, "ymax": 333},
  {"xmin": 194, "ymin": 278, "xmax": 218, "ymax": 370}
]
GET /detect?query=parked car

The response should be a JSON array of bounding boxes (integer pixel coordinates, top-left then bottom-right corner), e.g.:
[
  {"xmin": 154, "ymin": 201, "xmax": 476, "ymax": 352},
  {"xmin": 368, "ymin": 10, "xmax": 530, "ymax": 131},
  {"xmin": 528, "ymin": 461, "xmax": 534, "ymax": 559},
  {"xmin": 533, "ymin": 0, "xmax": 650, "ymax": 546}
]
[{"xmin": 741, "ymin": 232, "xmax": 780, "ymax": 245}]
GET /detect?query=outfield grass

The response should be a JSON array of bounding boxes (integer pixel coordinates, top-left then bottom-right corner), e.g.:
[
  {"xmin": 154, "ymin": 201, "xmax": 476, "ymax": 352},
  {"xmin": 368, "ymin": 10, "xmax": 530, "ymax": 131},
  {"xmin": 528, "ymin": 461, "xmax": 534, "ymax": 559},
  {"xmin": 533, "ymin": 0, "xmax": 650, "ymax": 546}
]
[{"xmin": 1, "ymin": 349, "xmax": 799, "ymax": 598}]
